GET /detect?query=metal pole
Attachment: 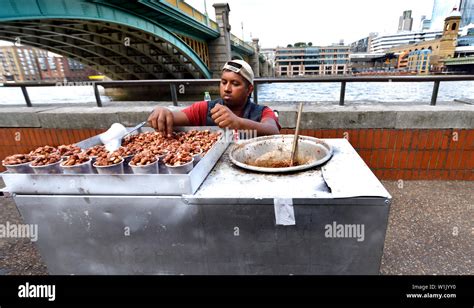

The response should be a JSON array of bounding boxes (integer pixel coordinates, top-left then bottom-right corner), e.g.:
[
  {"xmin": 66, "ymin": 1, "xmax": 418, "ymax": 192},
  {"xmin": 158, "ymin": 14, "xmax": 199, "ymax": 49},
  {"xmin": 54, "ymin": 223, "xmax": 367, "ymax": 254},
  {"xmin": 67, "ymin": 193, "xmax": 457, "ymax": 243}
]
[
  {"xmin": 339, "ymin": 81, "xmax": 346, "ymax": 106},
  {"xmin": 253, "ymin": 82, "xmax": 258, "ymax": 104},
  {"xmin": 430, "ymin": 80, "xmax": 440, "ymax": 106},
  {"xmin": 20, "ymin": 86, "xmax": 32, "ymax": 107},
  {"xmin": 93, "ymin": 83, "xmax": 103, "ymax": 107},
  {"xmin": 170, "ymin": 84, "xmax": 178, "ymax": 106}
]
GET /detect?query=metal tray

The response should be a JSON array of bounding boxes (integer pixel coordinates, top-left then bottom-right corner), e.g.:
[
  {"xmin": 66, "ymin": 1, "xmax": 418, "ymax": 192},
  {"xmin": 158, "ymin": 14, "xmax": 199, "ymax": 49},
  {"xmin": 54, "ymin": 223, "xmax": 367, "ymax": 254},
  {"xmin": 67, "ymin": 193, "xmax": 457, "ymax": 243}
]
[
  {"xmin": 1, "ymin": 127, "xmax": 230, "ymax": 196},
  {"xmin": 229, "ymin": 135, "xmax": 333, "ymax": 173}
]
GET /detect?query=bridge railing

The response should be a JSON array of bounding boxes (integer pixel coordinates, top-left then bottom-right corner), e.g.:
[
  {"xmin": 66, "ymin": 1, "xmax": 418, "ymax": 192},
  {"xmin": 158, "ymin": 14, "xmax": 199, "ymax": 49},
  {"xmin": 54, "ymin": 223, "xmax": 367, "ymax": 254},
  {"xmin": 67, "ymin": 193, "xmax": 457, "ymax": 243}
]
[
  {"xmin": 230, "ymin": 34, "xmax": 254, "ymax": 53},
  {"xmin": 2, "ymin": 75, "xmax": 474, "ymax": 107},
  {"xmin": 163, "ymin": 0, "xmax": 219, "ymax": 30}
]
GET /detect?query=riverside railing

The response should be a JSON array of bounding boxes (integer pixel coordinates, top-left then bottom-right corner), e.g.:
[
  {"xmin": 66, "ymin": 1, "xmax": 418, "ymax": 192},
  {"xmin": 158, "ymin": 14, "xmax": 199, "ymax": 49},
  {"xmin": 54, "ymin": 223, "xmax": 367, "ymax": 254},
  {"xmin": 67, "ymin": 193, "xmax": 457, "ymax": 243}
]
[{"xmin": 2, "ymin": 75, "xmax": 474, "ymax": 107}]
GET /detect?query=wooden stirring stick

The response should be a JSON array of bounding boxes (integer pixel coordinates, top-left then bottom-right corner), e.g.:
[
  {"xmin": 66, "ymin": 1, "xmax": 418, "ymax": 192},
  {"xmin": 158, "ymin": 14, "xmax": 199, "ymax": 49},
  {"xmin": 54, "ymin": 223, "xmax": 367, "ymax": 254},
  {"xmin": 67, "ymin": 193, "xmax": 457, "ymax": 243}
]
[{"xmin": 290, "ymin": 102, "xmax": 303, "ymax": 167}]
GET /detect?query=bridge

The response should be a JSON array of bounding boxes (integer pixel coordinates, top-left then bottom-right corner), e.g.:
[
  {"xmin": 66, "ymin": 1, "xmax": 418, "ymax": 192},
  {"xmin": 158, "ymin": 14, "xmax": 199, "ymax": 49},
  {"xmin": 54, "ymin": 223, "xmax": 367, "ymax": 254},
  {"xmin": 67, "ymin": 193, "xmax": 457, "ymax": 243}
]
[{"xmin": 0, "ymin": 0, "xmax": 274, "ymax": 80}]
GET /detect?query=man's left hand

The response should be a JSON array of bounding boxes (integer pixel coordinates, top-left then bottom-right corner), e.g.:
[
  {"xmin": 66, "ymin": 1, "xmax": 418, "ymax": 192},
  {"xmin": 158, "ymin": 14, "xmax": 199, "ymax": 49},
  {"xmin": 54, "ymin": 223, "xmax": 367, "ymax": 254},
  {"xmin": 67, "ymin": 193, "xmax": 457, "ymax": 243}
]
[{"xmin": 210, "ymin": 104, "xmax": 242, "ymax": 129}]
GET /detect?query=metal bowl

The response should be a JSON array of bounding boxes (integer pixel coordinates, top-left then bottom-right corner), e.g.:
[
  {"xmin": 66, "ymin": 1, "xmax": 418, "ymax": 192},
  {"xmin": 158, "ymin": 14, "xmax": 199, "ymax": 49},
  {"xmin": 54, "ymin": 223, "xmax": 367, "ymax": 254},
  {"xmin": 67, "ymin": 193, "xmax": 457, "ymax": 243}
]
[{"xmin": 229, "ymin": 135, "xmax": 333, "ymax": 173}]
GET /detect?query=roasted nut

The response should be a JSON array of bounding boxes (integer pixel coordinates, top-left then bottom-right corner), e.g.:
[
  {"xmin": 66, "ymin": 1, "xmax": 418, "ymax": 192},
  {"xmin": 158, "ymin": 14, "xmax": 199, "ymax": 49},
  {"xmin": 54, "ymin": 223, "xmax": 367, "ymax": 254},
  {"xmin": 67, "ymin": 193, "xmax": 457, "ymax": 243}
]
[
  {"xmin": 118, "ymin": 129, "xmax": 220, "ymax": 165},
  {"xmin": 61, "ymin": 153, "xmax": 90, "ymax": 166},
  {"xmin": 30, "ymin": 154, "xmax": 61, "ymax": 166},
  {"xmin": 29, "ymin": 145, "xmax": 58, "ymax": 156},
  {"xmin": 58, "ymin": 144, "xmax": 82, "ymax": 157},
  {"xmin": 94, "ymin": 152, "xmax": 123, "ymax": 167},
  {"xmin": 95, "ymin": 152, "xmax": 123, "ymax": 167},
  {"xmin": 130, "ymin": 151, "xmax": 157, "ymax": 166},
  {"xmin": 114, "ymin": 146, "xmax": 138, "ymax": 157},
  {"xmin": 85, "ymin": 145, "xmax": 107, "ymax": 157},
  {"xmin": 2, "ymin": 154, "xmax": 33, "ymax": 166}
]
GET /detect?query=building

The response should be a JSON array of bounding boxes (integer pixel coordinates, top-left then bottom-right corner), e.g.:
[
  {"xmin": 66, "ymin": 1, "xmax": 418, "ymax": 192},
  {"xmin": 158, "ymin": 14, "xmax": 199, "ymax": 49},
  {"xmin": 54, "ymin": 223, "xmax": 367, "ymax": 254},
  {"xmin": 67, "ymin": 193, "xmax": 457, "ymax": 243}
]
[
  {"xmin": 370, "ymin": 30, "xmax": 443, "ymax": 53},
  {"xmin": 0, "ymin": 46, "xmax": 48, "ymax": 82},
  {"xmin": 274, "ymin": 45, "xmax": 350, "ymax": 77},
  {"xmin": 349, "ymin": 53, "xmax": 394, "ymax": 74},
  {"xmin": 430, "ymin": 0, "xmax": 460, "ymax": 30},
  {"xmin": 350, "ymin": 33, "xmax": 377, "ymax": 53},
  {"xmin": 260, "ymin": 48, "xmax": 276, "ymax": 65},
  {"xmin": 388, "ymin": 8, "xmax": 462, "ymax": 73},
  {"xmin": 61, "ymin": 58, "xmax": 100, "ymax": 82},
  {"xmin": 0, "ymin": 47, "xmax": 19, "ymax": 81},
  {"xmin": 407, "ymin": 49, "xmax": 431, "ymax": 73},
  {"xmin": 38, "ymin": 55, "xmax": 65, "ymax": 81},
  {"xmin": 445, "ymin": 25, "xmax": 474, "ymax": 73},
  {"xmin": 460, "ymin": 0, "xmax": 474, "ymax": 27},
  {"xmin": 0, "ymin": 45, "xmax": 100, "ymax": 82},
  {"xmin": 398, "ymin": 10, "xmax": 414, "ymax": 32},
  {"xmin": 420, "ymin": 15, "xmax": 432, "ymax": 31}
]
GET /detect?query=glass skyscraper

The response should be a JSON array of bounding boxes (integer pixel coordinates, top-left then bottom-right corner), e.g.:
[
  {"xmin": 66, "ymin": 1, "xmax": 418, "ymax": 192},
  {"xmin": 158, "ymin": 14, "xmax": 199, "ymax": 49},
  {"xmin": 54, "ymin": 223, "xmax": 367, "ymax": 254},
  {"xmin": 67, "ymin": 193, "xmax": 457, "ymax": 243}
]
[
  {"xmin": 460, "ymin": 0, "xmax": 474, "ymax": 27},
  {"xmin": 430, "ymin": 0, "xmax": 460, "ymax": 30}
]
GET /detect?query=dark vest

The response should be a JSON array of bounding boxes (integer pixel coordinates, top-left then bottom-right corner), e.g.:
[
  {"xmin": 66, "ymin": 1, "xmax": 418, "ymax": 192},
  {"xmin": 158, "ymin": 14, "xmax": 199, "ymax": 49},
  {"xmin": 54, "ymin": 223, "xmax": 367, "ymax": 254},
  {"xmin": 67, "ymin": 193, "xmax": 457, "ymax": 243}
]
[{"xmin": 205, "ymin": 98, "xmax": 266, "ymax": 126}]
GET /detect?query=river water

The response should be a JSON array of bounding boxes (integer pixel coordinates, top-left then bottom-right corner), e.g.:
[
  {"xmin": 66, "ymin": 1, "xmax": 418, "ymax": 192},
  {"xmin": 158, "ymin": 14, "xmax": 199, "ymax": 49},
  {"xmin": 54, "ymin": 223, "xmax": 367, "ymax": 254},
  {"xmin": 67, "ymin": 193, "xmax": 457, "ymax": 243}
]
[{"xmin": 1, "ymin": 81, "xmax": 473, "ymax": 105}]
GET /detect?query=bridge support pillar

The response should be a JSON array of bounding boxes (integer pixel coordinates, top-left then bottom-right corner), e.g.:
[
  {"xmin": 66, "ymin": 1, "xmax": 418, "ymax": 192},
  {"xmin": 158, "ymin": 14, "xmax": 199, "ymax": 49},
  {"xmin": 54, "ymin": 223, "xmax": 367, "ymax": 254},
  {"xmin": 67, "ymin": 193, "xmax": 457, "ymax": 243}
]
[
  {"xmin": 208, "ymin": 3, "xmax": 232, "ymax": 78},
  {"xmin": 261, "ymin": 60, "xmax": 269, "ymax": 77},
  {"xmin": 251, "ymin": 38, "xmax": 260, "ymax": 78}
]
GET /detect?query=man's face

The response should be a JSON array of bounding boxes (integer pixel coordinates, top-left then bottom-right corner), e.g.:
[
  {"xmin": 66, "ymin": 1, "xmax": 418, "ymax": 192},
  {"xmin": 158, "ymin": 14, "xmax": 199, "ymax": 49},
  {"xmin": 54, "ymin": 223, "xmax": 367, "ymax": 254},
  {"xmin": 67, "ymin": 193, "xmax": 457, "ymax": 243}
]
[{"xmin": 220, "ymin": 70, "xmax": 254, "ymax": 108}]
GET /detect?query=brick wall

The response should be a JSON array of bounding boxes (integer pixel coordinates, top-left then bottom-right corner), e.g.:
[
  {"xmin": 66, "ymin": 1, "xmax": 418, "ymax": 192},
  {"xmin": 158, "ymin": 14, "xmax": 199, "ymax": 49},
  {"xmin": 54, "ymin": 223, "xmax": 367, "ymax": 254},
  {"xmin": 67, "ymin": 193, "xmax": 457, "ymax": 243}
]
[
  {"xmin": 1, "ymin": 128, "xmax": 473, "ymax": 180},
  {"xmin": 281, "ymin": 128, "xmax": 473, "ymax": 180}
]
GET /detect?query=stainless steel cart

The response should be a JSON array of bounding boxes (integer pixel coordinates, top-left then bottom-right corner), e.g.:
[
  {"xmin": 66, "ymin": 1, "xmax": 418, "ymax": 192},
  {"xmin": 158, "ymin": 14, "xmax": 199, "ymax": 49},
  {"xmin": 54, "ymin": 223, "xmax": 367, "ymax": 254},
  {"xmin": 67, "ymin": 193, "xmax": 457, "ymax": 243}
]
[{"xmin": 1, "ymin": 129, "xmax": 391, "ymax": 275}]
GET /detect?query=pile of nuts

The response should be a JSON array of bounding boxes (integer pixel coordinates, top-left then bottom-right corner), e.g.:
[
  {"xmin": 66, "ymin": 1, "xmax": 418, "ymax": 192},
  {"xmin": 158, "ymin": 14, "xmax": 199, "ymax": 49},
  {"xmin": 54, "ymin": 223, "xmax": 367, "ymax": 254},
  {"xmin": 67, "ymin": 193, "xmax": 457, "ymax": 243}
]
[
  {"xmin": 58, "ymin": 144, "xmax": 82, "ymax": 157},
  {"xmin": 122, "ymin": 130, "xmax": 220, "ymax": 163},
  {"xmin": 129, "ymin": 151, "xmax": 157, "ymax": 166},
  {"xmin": 94, "ymin": 152, "xmax": 123, "ymax": 167},
  {"xmin": 163, "ymin": 152, "xmax": 193, "ymax": 166},
  {"xmin": 30, "ymin": 154, "xmax": 62, "ymax": 166},
  {"xmin": 85, "ymin": 145, "xmax": 107, "ymax": 157},
  {"xmin": 2, "ymin": 154, "xmax": 34, "ymax": 166},
  {"xmin": 2, "ymin": 129, "xmax": 220, "ymax": 172},
  {"xmin": 29, "ymin": 145, "xmax": 58, "ymax": 156},
  {"xmin": 113, "ymin": 146, "xmax": 138, "ymax": 157},
  {"xmin": 61, "ymin": 153, "xmax": 90, "ymax": 166}
]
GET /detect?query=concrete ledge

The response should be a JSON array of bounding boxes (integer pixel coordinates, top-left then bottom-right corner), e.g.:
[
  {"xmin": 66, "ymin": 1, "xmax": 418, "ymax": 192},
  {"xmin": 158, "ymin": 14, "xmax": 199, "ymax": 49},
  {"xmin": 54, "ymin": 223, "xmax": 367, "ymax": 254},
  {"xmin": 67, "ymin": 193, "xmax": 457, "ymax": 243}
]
[
  {"xmin": 38, "ymin": 107, "xmax": 120, "ymax": 129},
  {"xmin": 0, "ymin": 103, "xmax": 473, "ymax": 129},
  {"xmin": 268, "ymin": 104, "xmax": 474, "ymax": 129},
  {"xmin": 0, "ymin": 107, "xmax": 57, "ymax": 128}
]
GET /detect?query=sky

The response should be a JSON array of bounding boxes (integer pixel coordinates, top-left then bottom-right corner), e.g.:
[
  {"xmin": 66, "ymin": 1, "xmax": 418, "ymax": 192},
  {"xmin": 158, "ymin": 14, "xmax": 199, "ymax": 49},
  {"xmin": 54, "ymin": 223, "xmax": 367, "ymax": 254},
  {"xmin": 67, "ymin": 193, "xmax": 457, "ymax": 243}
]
[{"xmin": 186, "ymin": 0, "xmax": 438, "ymax": 48}]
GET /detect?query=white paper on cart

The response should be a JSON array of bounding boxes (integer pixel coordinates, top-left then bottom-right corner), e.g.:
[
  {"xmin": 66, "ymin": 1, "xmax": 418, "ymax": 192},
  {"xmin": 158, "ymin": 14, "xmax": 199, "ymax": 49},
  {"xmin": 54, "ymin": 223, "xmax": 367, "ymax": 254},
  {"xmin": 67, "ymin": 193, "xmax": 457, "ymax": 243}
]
[{"xmin": 273, "ymin": 198, "xmax": 295, "ymax": 226}]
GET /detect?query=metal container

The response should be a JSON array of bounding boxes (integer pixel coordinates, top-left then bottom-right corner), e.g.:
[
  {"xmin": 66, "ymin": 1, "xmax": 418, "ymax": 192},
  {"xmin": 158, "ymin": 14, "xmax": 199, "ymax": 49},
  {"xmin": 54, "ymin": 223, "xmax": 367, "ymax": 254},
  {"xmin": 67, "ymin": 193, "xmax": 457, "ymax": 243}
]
[
  {"xmin": 30, "ymin": 161, "xmax": 63, "ymax": 174},
  {"xmin": 156, "ymin": 153, "xmax": 168, "ymax": 174},
  {"xmin": 192, "ymin": 150, "xmax": 203, "ymax": 166},
  {"xmin": 93, "ymin": 159, "xmax": 124, "ymax": 175},
  {"xmin": 60, "ymin": 159, "xmax": 93, "ymax": 175},
  {"xmin": 123, "ymin": 155, "xmax": 134, "ymax": 174},
  {"xmin": 129, "ymin": 160, "xmax": 159, "ymax": 175},
  {"xmin": 229, "ymin": 135, "xmax": 333, "ymax": 173},
  {"xmin": 2, "ymin": 162, "xmax": 34, "ymax": 174},
  {"xmin": 90, "ymin": 156, "xmax": 98, "ymax": 174},
  {"xmin": 1, "ymin": 127, "xmax": 230, "ymax": 196},
  {"xmin": 166, "ymin": 158, "xmax": 194, "ymax": 174}
]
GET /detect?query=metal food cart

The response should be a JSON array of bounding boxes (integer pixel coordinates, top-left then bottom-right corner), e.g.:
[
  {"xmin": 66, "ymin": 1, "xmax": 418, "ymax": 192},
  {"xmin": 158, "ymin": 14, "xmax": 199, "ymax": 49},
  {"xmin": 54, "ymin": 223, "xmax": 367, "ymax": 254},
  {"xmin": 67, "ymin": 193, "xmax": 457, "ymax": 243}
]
[{"xmin": 1, "ymin": 128, "xmax": 391, "ymax": 275}]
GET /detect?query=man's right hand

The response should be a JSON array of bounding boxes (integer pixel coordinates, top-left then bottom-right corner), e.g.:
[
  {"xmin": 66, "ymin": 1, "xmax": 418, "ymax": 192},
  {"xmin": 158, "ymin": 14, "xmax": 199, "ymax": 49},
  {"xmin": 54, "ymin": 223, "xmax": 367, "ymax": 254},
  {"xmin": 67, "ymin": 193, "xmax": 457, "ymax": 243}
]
[{"xmin": 147, "ymin": 106, "xmax": 174, "ymax": 137}]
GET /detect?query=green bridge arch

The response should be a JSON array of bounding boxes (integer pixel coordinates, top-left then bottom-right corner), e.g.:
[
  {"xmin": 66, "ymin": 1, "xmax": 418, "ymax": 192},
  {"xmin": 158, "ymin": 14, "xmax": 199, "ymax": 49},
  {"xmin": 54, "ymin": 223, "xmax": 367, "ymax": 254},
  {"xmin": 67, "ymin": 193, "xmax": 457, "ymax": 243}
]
[{"xmin": 0, "ymin": 0, "xmax": 214, "ymax": 79}]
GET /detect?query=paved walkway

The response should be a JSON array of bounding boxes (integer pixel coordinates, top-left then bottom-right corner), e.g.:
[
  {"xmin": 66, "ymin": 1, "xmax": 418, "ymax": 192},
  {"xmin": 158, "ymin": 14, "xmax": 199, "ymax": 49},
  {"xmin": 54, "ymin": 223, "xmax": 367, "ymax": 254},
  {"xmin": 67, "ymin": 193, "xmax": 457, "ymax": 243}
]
[{"xmin": 0, "ymin": 180, "xmax": 472, "ymax": 275}]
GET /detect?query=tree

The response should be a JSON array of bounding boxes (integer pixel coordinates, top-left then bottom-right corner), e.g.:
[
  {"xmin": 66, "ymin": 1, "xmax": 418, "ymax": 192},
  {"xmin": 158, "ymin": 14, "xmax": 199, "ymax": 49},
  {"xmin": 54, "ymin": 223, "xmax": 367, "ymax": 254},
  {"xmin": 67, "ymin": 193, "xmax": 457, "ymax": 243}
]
[
  {"xmin": 308, "ymin": 42, "xmax": 313, "ymax": 46},
  {"xmin": 287, "ymin": 44, "xmax": 293, "ymax": 48},
  {"xmin": 294, "ymin": 42, "xmax": 306, "ymax": 47}
]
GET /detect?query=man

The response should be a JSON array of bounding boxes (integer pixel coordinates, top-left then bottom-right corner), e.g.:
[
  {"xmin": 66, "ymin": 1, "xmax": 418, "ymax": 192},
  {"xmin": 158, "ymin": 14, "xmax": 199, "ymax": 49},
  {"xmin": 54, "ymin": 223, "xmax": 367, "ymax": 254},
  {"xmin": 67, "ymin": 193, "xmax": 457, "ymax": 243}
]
[{"xmin": 147, "ymin": 59, "xmax": 280, "ymax": 136}]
